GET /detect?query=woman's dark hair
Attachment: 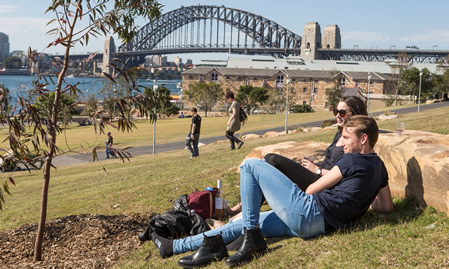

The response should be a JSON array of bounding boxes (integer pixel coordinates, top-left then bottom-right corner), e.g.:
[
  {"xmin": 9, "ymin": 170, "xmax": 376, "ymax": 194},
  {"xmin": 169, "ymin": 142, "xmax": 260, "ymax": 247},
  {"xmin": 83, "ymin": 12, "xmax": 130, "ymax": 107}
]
[
  {"xmin": 225, "ymin": 91, "xmax": 234, "ymax": 99},
  {"xmin": 340, "ymin": 96, "xmax": 368, "ymax": 116}
]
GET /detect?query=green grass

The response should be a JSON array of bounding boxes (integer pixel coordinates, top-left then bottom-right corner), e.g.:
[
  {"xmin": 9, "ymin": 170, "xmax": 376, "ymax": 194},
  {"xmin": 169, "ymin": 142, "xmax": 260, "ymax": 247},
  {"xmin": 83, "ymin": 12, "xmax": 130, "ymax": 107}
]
[{"xmin": 1, "ymin": 104, "xmax": 449, "ymax": 267}]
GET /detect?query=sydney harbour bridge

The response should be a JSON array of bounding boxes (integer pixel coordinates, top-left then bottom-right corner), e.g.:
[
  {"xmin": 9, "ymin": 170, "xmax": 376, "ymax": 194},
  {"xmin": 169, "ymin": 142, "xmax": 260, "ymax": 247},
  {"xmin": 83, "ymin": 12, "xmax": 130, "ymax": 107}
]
[{"xmin": 67, "ymin": 5, "xmax": 449, "ymax": 66}]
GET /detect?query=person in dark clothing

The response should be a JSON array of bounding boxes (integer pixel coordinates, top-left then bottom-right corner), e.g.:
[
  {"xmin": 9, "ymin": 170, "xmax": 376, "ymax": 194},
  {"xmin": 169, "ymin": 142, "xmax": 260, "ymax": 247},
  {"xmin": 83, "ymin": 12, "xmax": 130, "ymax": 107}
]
[
  {"xmin": 151, "ymin": 116, "xmax": 393, "ymax": 268},
  {"xmin": 264, "ymin": 96, "xmax": 368, "ymax": 191},
  {"xmin": 105, "ymin": 132, "xmax": 116, "ymax": 159},
  {"xmin": 185, "ymin": 107, "xmax": 202, "ymax": 159}
]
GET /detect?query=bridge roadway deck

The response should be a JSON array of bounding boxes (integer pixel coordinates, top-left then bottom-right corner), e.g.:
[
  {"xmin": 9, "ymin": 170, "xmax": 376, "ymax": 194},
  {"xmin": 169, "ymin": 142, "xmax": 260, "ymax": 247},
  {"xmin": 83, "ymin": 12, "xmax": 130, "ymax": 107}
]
[{"xmin": 48, "ymin": 101, "xmax": 449, "ymax": 167}]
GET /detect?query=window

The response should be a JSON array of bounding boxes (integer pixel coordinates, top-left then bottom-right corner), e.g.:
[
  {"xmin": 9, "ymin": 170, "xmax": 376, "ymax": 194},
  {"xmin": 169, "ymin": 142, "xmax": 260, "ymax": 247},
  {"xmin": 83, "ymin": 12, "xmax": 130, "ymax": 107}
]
[
  {"xmin": 325, "ymin": 102, "xmax": 329, "ymax": 107},
  {"xmin": 303, "ymin": 88, "xmax": 307, "ymax": 93},
  {"xmin": 291, "ymin": 87, "xmax": 295, "ymax": 93},
  {"xmin": 200, "ymin": 76, "xmax": 204, "ymax": 81},
  {"xmin": 314, "ymin": 80, "xmax": 318, "ymax": 83},
  {"xmin": 189, "ymin": 75, "xmax": 193, "ymax": 79},
  {"xmin": 355, "ymin": 80, "xmax": 360, "ymax": 87},
  {"xmin": 303, "ymin": 101, "xmax": 307, "ymax": 105},
  {"xmin": 211, "ymin": 73, "xmax": 218, "ymax": 81},
  {"xmin": 340, "ymin": 77, "xmax": 346, "ymax": 86},
  {"xmin": 313, "ymin": 88, "xmax": 318, "ymax": 93},
  {"xmin": 276, "ymin": 75, "xmax": 284, "ymax": 89}
]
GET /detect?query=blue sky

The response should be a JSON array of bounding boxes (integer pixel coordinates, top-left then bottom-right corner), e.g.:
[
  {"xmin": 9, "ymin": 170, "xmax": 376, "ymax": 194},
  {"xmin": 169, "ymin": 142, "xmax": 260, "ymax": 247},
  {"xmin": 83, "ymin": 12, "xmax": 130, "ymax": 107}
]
[{"xmin": 1, "ymin": 0, "xmax": 448, "ymax": 63}]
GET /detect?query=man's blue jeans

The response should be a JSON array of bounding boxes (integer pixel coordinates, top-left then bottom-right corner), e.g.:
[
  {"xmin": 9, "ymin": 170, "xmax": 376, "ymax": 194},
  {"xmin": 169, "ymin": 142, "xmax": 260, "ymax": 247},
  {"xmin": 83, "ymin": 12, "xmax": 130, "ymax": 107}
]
[
  {"xmin": 185, "ymin": 133, "xmax": 199, "ymax": 157},
  {"xmin": 173, "ymin": 158, "xmax": 326, "ymax": 254}
]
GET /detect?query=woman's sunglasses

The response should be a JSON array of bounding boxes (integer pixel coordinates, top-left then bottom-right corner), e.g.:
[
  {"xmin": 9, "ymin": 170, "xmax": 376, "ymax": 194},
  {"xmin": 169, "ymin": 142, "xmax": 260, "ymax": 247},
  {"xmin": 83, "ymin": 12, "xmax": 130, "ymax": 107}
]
[{"xmin": 333, "ymin": 108, "xmax": 352, "ymax": 117}]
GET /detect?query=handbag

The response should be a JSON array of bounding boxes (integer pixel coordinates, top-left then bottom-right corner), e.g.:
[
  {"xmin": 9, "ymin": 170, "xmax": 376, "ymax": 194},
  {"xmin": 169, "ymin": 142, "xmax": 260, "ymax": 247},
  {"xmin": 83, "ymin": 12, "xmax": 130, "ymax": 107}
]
[{"xmin": 187, "ymin": 189, "xmax": 217, "ymax": 220}]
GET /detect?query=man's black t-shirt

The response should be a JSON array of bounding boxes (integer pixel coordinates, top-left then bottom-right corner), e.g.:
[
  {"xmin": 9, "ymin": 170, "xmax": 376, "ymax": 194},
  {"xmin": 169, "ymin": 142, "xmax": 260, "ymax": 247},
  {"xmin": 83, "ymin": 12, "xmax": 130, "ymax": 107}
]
[
  {"xmin": 191, "ymin": 114, "xmax": 201, "ymax": 135},
  {"xmin": 313, "ymin": 153, "xmax": 389, "ymax": 230}
]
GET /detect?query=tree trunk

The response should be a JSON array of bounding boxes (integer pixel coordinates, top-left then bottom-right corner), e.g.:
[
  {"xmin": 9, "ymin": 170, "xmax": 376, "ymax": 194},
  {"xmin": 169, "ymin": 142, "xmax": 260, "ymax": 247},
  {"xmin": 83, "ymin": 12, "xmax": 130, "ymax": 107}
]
[{"xmin": 33, "ymin": 6, "xmax": 77, "ymax": 262}]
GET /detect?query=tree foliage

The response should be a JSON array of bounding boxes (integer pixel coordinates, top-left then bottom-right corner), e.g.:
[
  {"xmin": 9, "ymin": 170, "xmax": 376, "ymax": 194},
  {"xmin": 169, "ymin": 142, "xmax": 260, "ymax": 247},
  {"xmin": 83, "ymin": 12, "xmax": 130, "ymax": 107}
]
[
  {"xmin": 33, "ymin": 92, "xmax": 77, "ymax": 124},
  {"xmin": 2, "ymin": 56, "xmax": 22, "ymax": 69},
  {"xmin": 235, "ymin": 85, "xmax": 269, "ymax": 114},
  {"xmin": 399, "ymin": 67, "xmax": 433, "ymax": 102},
  {"xmin": 325, "ymin": 70, "xmax": 342, "ymax": 108},
  {"xmin": 0, "ymin": 0, "xmax": 163, "ymax": 262},
  {"xmin": 183, "ymin": 81, "xmax": 223, "ymax": 117},
  {"xmin": 291, "ymin": 104, "xmax": 313, "ymax": 113},
  {"xmin": 143, "ymin": 84, "xmax": 179, "ymax": 117}
]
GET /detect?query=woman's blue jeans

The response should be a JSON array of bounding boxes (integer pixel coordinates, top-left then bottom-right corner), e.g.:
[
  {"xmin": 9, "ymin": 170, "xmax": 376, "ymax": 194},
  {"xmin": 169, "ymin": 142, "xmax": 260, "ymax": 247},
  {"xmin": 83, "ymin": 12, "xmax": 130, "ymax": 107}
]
[{"xmin": 173, "ymin": 158, "xmax": 326, "ymax": 254}]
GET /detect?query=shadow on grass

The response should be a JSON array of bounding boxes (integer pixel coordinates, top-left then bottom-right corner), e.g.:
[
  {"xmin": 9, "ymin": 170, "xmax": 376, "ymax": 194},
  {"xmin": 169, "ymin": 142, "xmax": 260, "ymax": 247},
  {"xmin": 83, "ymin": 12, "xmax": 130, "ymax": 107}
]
[{"xmin": 350, "ymin": 197, "xmax": 425, "ymax": 233}]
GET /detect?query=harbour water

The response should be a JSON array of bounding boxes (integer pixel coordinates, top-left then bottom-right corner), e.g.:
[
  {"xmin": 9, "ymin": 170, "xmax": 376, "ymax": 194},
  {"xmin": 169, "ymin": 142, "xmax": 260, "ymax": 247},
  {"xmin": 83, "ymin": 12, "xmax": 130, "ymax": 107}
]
[{"xmin": 0, "ymin": 75, "xmax": 183, "ymax": 102}]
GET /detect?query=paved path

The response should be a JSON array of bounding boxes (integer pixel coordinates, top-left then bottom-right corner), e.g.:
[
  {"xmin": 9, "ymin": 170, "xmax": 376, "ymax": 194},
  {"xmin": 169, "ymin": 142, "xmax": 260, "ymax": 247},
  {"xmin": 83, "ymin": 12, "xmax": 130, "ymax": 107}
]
[{"xmin": 52, "ymin": 101, "xmax": 449, "ymax": 167}]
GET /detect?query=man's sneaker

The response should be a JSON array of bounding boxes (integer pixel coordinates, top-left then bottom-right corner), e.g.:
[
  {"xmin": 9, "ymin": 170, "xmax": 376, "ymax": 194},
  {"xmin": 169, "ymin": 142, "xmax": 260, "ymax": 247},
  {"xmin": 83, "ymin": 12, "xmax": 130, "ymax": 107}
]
[{"xmin": 237, "ymin": 141, "xmax": 244, "ymax": 149}]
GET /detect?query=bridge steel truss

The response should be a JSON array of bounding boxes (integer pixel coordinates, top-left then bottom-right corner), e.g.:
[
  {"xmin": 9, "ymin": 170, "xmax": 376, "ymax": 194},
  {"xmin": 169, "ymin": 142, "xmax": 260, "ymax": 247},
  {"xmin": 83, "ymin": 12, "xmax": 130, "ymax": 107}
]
[
  {"xmin": 319, "ymin": 48, "xmax": 449, "ymax": 64},
  {"xmin": 118, "ymin": 5, "xmax": 302, "ymax": 61}
]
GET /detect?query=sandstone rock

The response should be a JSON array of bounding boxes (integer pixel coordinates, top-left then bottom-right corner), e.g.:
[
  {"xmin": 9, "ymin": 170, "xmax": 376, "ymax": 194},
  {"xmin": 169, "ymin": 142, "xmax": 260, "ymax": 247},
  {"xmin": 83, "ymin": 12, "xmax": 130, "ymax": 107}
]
[
  {"xmin": 241, "ymin": 134, "xmax": 262, "ymax": 140},
  {"xmin": 239, "ymin": 130, "xmax": 449, "ymax": 216},
  {"xmin": 378, "ymin": 114, "xmax": 398, "ymax": 121},
  {"xmin": 376, "ymin": 130, "xmax": 449, "ymax": 215},
  {"xmin": 264, "ymin": 131, "xmax": 283, "ymax": 138},
  {"xmin": 241, "ymin": 141, "xmax": 328, "ymax": 166}
]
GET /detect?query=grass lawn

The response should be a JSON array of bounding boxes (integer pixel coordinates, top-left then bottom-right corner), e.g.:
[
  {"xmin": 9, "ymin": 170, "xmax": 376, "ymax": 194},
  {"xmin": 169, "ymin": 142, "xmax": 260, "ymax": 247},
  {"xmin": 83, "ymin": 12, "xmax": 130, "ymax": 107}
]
[{"xmin": 0, "ymin": 104, "xmax": 448, "ymax": 267}]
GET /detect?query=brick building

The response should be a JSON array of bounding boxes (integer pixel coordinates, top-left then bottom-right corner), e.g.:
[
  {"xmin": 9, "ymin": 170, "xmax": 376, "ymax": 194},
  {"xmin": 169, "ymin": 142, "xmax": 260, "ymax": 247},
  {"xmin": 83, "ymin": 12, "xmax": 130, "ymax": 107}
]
[{"xmin": 182, "ymin": 66, "xmax": 394, "ymax": 111}]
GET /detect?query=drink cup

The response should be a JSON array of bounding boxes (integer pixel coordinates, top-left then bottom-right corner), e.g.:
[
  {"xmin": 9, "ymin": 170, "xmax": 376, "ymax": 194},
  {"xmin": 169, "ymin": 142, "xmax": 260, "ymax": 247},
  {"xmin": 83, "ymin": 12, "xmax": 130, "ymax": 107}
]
[{"xmin": 396, "ymin": 122, "xmax": 405, "ymax": 135}]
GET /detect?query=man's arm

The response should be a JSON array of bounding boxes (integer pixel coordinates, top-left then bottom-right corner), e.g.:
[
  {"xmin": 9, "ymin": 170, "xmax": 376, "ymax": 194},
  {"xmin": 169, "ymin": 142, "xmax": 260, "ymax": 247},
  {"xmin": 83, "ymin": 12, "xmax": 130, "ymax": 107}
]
[
  {"xmin": 370, "ymin": 185, "xmax": 394, "ymax": 212},
  {"xmin": 190, "ymin": 123, "xmax": 196, "ymax": 139},
  {"xmin": 306, "ymin": 166, "xmax": 343, "ymax": 194}
]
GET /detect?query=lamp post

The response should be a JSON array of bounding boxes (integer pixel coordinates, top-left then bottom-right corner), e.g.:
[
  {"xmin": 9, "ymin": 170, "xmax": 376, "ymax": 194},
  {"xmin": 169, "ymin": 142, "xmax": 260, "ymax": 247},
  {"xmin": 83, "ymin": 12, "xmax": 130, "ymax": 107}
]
[
  {"xmin": 285, "ymin": 75, "xmax": 290, "ymax": 134},
  {"xmin": 367, "ymin": 72, "xmax": 371, "ymax": 113},
  {"xmin": 152, "ymin": 79, "xmax": 158, "ymax": 155},
  {"xmin": 418, "ymin": 71, "xmax": 423, "ymax": 112}
]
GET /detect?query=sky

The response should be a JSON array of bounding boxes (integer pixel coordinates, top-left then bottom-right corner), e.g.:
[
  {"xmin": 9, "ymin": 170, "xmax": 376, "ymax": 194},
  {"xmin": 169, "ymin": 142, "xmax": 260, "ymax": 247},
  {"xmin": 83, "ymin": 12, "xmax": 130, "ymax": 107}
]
[{"xmin": 1, "ymin": 0, "xmax": 448, "ymax": 64}]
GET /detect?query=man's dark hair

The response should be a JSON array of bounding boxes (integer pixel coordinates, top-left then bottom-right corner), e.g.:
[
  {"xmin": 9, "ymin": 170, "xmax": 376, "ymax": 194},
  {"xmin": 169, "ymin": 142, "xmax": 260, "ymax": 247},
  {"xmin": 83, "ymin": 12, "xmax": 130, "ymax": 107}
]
[
  {"xmin": 343, "ymin": 115, "xmax": 379, "ymax": 148},
  {"xmin": 225, "ymin": 91, "xmax": 234, "ymax": 99},
  {"xmin": 191, "ymin": 107, "xmax": 197, "ymax": 113},
  {"xmin": 340, "ymin": 96, "xmax": 368, "ymax": 116}
]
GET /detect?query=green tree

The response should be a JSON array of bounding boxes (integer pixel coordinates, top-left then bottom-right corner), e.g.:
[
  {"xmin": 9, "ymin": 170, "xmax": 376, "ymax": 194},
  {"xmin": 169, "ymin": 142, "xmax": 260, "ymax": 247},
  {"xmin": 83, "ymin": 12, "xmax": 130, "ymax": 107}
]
[
  {"xmin": 0, "ymin": 0, "xmax": 162, "ymax": 262},
  {"xmin": 235, "ymin": 85, "xmax": 269, "ymax": 114},
  {"xmin": 433, "ymin": 69, "xmax": 449, "ymax": 99},
  {"xmin": 86, "ymin": 94, "xmax": 98, "ymax": 115},
  {"xmin": 183, "ymin": 81, "xmax": 223, "ymax": 117},
  {"xmin": 33, "ymin": 92, "xmax": 77, "ymax": 124},
  {"xmin": 2, "ymin": 56, "xmax": 22, "ymax": 69},
  {"xmin": 325, "ymin": 70, "xmax": 342, "ymax": 109},
  {"xmin": 399, "ymin": 67, "xmax": 433, "ymax": 103},
  {"xmin": 143, "ymin": 85, "xmax": 179, "ymax": 117}
]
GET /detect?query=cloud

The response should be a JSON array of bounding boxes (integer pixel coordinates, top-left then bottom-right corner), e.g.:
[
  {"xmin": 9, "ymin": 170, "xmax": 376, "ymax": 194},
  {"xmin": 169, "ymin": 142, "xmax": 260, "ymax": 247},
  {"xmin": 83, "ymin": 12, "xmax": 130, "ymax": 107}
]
[
  {"xmin": 0, "ymin": 17, "xmax": 57, "ymax": 52},
  {"xmin": 0, "ymin": 5, "xmax": 17, "ymax": 13},
  {"xmin": 398, "ymin": 29, "xmax": 449, "ymax": 44},
  {"xmin": 342, "ymin": 31, "xmax": 391, "ymax": 43}
]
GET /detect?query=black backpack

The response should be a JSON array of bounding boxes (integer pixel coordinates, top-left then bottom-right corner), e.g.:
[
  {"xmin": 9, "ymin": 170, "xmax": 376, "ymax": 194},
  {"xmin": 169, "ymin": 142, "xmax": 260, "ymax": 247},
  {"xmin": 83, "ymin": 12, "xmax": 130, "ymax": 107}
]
[{"xmin": 239, "ymin": 107, "xmax": 248, "ymax": 124}]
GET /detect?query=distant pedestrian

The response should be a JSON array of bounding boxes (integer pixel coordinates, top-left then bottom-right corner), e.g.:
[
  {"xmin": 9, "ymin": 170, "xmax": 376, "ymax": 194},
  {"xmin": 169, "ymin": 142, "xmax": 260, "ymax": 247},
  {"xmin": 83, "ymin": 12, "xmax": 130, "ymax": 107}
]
[
  {"xmin": 179, "ymin": 111, "xmax": 185, "ymax": 118},
  {"xmin": 185, "ymin": 107, "xmax": 201, "ymax": 159},
  {"xmin": 225, "ymin": 91, "xmax": 244, "ymax": 150},
  {"xmin": 105, "ymin": 132, "xmax": 116, "ymax": 158}
]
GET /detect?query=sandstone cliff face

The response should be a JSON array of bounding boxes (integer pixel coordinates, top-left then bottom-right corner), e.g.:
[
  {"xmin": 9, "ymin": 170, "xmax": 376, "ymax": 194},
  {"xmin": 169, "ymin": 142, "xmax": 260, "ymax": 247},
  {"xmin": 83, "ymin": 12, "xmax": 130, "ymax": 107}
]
[{"xmin": 242, "ymin": 130, "xmax": 449, "ymax": 216}]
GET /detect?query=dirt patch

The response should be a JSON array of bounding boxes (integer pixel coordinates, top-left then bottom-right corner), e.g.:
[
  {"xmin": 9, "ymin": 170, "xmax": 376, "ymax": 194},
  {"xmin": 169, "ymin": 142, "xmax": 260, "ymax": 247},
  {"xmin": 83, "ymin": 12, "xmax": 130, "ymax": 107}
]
[{"xmin": 0, "ymin": 214, "xmax": 149, "ymax": 268}]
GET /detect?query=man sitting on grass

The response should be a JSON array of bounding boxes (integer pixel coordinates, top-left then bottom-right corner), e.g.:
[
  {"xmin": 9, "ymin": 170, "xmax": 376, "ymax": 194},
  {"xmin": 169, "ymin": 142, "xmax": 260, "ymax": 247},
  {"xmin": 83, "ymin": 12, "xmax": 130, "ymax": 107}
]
[{"xmin": 152, "ymin": 115, "xmax": 394, "ymax": 268}]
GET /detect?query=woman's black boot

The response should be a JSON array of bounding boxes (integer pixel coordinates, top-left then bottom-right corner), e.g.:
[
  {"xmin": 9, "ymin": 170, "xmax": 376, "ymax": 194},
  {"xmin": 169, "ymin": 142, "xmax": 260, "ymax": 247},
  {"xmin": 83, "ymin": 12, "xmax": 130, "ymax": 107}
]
[
  {"xmin": 177, "ymin": 234, "xmax": 228, "ymax": 268},
  {"xmin": 225, "ymin": 226, "xmax": 267, "ymax": 267}
]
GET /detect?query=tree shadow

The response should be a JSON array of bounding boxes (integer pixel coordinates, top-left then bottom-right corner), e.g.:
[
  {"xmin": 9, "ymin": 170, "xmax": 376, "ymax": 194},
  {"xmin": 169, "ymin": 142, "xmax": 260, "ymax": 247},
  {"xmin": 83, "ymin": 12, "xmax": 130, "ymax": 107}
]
[{"xmin": 404, "ymin": 156, "xmax": 426, "ymax": 208}]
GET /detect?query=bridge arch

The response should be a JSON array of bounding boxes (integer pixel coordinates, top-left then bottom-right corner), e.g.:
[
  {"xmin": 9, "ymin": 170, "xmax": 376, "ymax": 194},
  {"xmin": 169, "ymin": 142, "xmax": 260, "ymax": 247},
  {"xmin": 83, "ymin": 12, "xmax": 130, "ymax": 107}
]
[{"xmin": 118, "ymin": 5, "xmax": 301, "ymax": 57}]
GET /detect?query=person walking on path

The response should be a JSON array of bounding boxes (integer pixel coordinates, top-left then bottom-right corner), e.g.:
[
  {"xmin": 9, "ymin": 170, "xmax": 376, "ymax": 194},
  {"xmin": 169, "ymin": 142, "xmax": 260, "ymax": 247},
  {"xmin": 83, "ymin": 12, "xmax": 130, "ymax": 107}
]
[
  {"xmin": 185, "ymin": 107, "xmax": 202, "ymax": 159},
  {"xmin": 225, "ymin": 91, "xmax": 244, "ymax": 150},
  {"xmin": 105, "ymin": 132, "xmax": 116, "ymax": 159}
]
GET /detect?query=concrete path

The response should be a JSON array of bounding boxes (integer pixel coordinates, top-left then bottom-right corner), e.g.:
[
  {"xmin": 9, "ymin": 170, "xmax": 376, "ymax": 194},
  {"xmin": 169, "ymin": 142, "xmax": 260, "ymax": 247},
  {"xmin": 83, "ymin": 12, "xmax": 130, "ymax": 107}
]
[{"xmin": 51, "ymin": 101, "xmax": 449, "ymax": 167}]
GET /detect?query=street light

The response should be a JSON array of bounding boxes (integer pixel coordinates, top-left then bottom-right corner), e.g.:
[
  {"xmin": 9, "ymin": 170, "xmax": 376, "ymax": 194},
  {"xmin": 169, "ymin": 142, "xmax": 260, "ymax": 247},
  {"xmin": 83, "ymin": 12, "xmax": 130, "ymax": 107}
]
[
  {"xmin": 285, "ymin": 75, "xmax": 290, "ymax": 134},
  {"xmin": 418, "ymin": 71, "xmax": 423, "ymax": 112},
  {"xmin": 153, "ymin": 79, "xmax": 158, "ymax": 155},
  {"xmin": 367, "ymin": 72, "xmax": 371, "ymax": 113}
]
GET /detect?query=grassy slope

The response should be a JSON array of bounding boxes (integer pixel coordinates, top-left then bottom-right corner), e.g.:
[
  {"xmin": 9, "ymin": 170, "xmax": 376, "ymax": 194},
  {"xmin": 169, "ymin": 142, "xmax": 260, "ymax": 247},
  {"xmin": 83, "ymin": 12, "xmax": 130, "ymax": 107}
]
[{"xmin": 1, "ymin": 104, "xmax": 448, "ymax": 268}]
